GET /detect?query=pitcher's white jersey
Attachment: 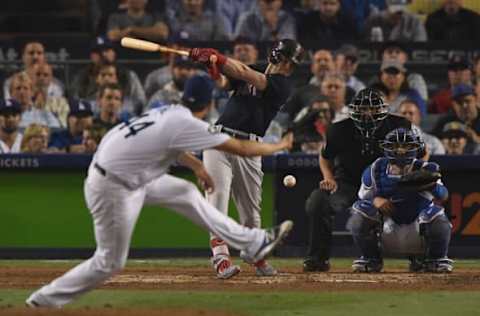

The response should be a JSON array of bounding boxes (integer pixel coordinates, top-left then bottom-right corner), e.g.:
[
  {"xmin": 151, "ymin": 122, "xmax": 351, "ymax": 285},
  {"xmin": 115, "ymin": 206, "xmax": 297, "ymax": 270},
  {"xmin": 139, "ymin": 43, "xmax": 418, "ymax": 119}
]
[{"xmin": 93, "ymin": 105, "xmax": 230, "ymax": 189}]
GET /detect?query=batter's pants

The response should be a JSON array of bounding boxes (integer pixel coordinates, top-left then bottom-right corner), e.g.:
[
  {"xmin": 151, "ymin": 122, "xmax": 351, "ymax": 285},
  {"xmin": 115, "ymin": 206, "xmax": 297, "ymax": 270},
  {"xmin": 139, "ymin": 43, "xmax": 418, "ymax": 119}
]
[{"xmin": 27, "ymin": 167, "xmax": 266, "ymax": 307}]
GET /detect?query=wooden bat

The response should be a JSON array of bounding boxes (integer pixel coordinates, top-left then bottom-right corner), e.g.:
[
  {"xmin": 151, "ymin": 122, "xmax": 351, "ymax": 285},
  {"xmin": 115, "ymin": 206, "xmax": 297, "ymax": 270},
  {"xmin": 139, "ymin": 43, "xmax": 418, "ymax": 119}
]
[
  {"xmin": 120, "ymin": 37, "xmax": 218, "ymax": 64},
  {"xmin": 121, "ymin": 37, "xmax": 189, "ymax": 56}
]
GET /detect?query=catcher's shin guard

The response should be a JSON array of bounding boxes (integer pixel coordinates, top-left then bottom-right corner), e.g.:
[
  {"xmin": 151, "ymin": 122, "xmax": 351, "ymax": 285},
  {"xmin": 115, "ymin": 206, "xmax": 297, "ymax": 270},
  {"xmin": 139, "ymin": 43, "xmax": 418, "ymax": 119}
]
[
  {"xmin": 348, "ymin": 207, "xmax": 382, "ymax": 260},
  {"xmin": 423, "ymin": 214, "xmax": 452, "ymax": 260}
]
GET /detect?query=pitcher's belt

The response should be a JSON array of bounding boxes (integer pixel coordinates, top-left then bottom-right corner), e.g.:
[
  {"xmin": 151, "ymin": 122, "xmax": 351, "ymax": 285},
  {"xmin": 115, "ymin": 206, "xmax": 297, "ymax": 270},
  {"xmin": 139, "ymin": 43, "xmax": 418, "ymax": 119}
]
[{"xmin": 210, "ymin": 125, "xmax": 262, "ymax": 142}]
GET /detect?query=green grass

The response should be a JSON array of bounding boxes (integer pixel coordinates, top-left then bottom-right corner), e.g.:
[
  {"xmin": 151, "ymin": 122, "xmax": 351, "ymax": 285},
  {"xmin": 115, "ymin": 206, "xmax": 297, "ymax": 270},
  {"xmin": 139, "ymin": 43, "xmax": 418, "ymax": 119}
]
[
  {"xmin": 1, "ymin": 259, "xmax": 480, "ymax": 315},
  {"xmin": 2, "ymin": 289, "xmax": 480, "ymax": 316}
]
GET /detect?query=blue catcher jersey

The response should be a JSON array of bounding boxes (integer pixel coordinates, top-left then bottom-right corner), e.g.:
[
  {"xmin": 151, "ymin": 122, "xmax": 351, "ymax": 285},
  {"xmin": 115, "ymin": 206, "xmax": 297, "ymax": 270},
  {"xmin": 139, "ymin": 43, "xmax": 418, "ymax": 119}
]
[{"xmin": 358, "ymin": 158, "xmax": 448, "ymax": 224}]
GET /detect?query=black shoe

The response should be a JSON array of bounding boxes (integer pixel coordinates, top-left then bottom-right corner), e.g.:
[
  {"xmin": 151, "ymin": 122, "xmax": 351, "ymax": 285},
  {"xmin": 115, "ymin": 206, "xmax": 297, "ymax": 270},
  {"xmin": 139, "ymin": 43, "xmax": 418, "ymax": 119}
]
[
  {"xmin": 352, "ymin": 257, "xmax": 383, "ymax": 273},
  {"xmin": 408, "ymin": 256, "xmax": 424, "ymax": 272},
  {"xmin": 423, "ymin": 257, "xmax": 454, "ymax": 273},
  {"xmin": 303, "ymin": 258, "xmax": 330, "ymax": 272}
]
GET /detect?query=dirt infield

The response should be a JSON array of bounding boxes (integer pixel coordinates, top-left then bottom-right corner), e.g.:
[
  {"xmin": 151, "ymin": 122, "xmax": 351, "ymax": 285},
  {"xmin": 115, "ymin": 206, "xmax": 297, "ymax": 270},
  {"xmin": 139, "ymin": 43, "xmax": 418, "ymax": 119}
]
[{"xmin": 1, "ymin": 265, "xmax": 480, "ymax": 292}]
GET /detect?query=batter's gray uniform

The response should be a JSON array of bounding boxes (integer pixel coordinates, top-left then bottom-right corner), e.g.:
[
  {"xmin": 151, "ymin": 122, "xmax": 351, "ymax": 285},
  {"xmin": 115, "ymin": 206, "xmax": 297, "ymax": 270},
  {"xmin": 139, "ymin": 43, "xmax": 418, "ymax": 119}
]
[{"xmin": 26, "ymin": 105, "xmax": 270, "ymax": 307}]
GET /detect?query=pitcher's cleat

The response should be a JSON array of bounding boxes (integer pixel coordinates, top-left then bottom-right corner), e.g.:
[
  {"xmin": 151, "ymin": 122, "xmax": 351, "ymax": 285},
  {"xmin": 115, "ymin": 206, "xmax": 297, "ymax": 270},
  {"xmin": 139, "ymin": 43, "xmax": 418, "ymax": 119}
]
[
  {"xmin": 242, "ymin": 220, "xmax": 293, "ymax": 264},
  {"xmin": 212, "ymin": 255, "xmax": 241, "ymax": 279},
  {"xmin": 254, "ymin": 260, "xmax": 278, "ymax": 276}
]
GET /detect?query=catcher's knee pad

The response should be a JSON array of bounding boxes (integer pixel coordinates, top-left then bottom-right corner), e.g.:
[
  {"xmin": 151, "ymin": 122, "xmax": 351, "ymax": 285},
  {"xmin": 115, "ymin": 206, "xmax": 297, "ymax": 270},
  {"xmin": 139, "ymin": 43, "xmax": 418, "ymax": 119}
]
[
  {"xmin": 351, "ymin": 200, "xmax": 381, "ymax": 222},
  {"xmin": 422, "ymin": 214, "xmax": 451, "ymax": 259},
  {"xmin": 305, "ymin": 189, "xmax": 329, "ymax": 217}
]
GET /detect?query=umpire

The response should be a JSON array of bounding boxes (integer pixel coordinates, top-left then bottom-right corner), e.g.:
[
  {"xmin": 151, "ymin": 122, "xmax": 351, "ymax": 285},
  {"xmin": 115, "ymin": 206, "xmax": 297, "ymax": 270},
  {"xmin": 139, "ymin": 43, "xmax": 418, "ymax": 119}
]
[{"xmin": 304, "ymin": 88, "xmax": 411, "ymax": 272}]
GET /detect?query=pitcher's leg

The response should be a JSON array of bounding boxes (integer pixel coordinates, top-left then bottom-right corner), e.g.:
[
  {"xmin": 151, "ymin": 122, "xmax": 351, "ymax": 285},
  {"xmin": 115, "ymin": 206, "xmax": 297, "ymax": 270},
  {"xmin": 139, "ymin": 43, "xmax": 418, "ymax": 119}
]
[
  {"xmin": 27, "ymin": 182, "xmax": 145, "ymax": 307},
  {"xmin": 145, "ymin": 175, "xmax": 265, "ymax": 256}
]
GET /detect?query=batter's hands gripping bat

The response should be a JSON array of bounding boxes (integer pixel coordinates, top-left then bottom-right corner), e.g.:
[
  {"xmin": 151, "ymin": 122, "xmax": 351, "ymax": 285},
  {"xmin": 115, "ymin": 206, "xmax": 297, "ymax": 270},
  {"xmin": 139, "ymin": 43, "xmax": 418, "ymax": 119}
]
[{"xmin": 120, "ymin": 37, "xmax": 218, "ymax": 63}]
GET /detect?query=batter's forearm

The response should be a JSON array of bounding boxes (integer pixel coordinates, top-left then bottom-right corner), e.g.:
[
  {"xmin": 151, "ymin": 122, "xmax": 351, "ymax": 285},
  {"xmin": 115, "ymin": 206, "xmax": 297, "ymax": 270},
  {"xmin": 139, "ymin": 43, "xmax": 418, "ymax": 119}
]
[
  {"xmin": 319, "ymin": 155, "xmax": 335, "ymax": 180},
  {"xmin": 177, "ymin": 152, "xmax": 203, "ymax": 172},
  {"xmin": 221, "ymin": 58, "xmax": 267, "ymax": 90}
]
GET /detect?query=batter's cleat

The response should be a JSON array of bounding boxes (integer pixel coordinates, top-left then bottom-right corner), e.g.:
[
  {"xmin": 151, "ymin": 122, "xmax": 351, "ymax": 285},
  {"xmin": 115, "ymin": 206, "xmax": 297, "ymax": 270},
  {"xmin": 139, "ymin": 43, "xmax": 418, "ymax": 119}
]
[
  {"xmin": 352, "ymin": 257, "xmax": 384, "ymax": 273},
  {"xmin": 212, "ymin": 256, "xmax": 241, "ymax": 279},
  {"xmin": 303, "ymin": 259, "xmax": 331, "ymax": 272},
  {"xmin": 408, "ymin": 256, "xmax": 424, "ymax": 272},
  {"xmin": 254, "ymin": 260, "xmax": 278, "ymax": 277},
  {"xmin": 242, "ymin": 220, "xmax": 294, "ymax": 264},
  {"xmin": 423, "ymin": 257, "xmax": 454, "ymax": 273}
]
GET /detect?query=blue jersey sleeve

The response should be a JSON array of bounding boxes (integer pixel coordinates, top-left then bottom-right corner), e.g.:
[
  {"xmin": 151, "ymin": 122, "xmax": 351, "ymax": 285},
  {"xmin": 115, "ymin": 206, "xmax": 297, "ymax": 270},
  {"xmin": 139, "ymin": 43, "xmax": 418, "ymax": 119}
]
[
  {"xmin": 358, "ymin": 165, "xmax": 375, "ymax": 200},
  {"xmin": 422, "ymin": 162, "xmax": 448, "ymax": 200}
]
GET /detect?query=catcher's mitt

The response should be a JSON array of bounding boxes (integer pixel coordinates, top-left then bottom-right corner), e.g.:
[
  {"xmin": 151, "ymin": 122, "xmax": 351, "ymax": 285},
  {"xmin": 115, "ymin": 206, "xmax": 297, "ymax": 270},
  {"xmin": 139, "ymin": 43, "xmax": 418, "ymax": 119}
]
[{"xmin": 397, "ymin": 169, "xmax": 441, "ymax": 191}]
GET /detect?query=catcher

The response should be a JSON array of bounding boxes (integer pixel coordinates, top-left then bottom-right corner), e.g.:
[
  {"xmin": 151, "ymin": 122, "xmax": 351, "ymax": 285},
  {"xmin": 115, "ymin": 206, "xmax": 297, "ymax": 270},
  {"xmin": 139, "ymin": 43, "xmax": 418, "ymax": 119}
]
[{"xmin": 348, "ymin": 127, "xmax": 453, "ymax": 273}]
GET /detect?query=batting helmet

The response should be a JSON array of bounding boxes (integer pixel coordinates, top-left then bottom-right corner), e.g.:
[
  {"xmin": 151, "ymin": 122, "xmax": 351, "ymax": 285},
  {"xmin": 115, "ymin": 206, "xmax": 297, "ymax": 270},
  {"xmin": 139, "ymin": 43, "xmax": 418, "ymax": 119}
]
[
  {"xmin": 268, "ymin": 39, "xmax": 304, "ymax": 65},
  {"xmin": 348, "ymin": 88, "xmax": 389, "ymax": 137}
]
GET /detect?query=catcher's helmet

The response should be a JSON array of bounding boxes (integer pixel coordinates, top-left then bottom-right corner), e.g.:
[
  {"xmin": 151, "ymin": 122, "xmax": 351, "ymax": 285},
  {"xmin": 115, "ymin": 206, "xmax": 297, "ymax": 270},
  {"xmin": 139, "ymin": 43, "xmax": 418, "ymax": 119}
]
[
  {"xmin": 348, "ymin": 88, "xmax": 389, "ymax": 137},
  {"xmin": 380, "ymin": 128, "xmax": 422, "ymax": 166},
  {"xmin": 268, "ymin": 39, "xmax": 304, "ymax": 65}
]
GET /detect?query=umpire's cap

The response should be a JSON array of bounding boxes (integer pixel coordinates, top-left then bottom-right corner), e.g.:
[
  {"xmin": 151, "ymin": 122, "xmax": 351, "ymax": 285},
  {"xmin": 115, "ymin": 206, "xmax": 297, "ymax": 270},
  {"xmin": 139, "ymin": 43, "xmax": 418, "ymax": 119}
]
[
  {"xmin": 181, "ymin": 75, "xmax": 215, "ymax": 112},
  {"xmin": 268, "ymin": 39, "xmax": 305, "ymax": 65}
]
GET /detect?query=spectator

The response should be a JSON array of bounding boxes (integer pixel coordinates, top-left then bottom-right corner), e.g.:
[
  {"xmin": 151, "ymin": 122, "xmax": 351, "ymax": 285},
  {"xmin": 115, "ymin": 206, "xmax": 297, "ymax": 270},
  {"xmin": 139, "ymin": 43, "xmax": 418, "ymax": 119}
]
[
  {"xmin": 309, "ymin": 50, "xmax": 336, "ymax": 87},
  {"xmin": 3, "ymin": 42, "xmax": 64, "ymax": 99},
  {"xmin": 49, "ymin": 100, "xmax": 94, "ymax": 153},
  {"xmin": 433, "ymin": 84, "xmax": 480, "ymax": 144},
  {"xmin": 165, "ymin": 0, "xmax": 230, "ymax": 41},
  {"xmin": 29, "ymin": 63, "xmax": 69, "ymax": 128},
  {"xmin": 9, "ymin": 73, "xmax": 61, "ymax": 129},
  {"xmin": 426, "ymin": 0, "xmax": 480, "ymax": 41},
  {"xmin": 88, "ymin": 62, "xmax": 142, "ymax": 118},
  {"xmin": 20, "ymin": 123, "xmax": 50, "ymax": 154},
  {"xmin": 321, "ymin": 72, "xmax": 350, "ymax": 122},
  {"xmin": 216, "ymin": 0, "xmax": 256, "ymax": 38},
  {"xmin": 107, "ymin": 0, "xmax": 169, "ymax": 42},
  {"xmin": 293, "ymin": 96, "xmax": 334, "ymax": 154},
  {"xmin": 94, "ymin": 83, "xmax": 125, "ymax": 131},
  {"xmin": 72, "ymin": 37, "xmax": 146, "ymax": 116},
  {"xmin": 144, "ymin": 39, "xmax": 191, "ymax": 99},
  {"xmin": 334, "ymin": 44, "xmax": 365, "ymax": 93},
  {"xmin": 0, "ymin": 99, "xmax": 23, "ymax": 154},
  {"xmin": 377, "ymin": 60, "xmax": 426, "ymax": 114},
  {"xmin": 148, "ymin": 56, "xmax": 197, "ymax": 107},
  {"xmin": 380, "ymin": 43, "xmax": 428, "ymax": 100},
  {"xmin": 297, "ymin": 0, "xmax": 358, "ymax": 43},
  {"xmin": 341, "ymin": 0, "xmax": 386, "ymax": 32},
  {"xmin": 82, "ymin": 125, "xmax": 107, "ymax": 154},
  {"xmin": 232, "ymin": 37, "xmax": 259, "ymax": 66},
  {"xmin": 440, "ymin": 121, "xmax": 480, "ymax": 155},
  {"xmin": 429, "ymin": 54, "xmax": 472, "ymax": 114},
  {"xmin": 398, "ymin": 100, "xmax": 446, "ymax": 155},
  {"xmin": 235, "ymin": 0, "xmax": 296, "ymax": 41},
  {"xmin": 364, "ymin": 0, "xmax": 427, "ymax": 42}
]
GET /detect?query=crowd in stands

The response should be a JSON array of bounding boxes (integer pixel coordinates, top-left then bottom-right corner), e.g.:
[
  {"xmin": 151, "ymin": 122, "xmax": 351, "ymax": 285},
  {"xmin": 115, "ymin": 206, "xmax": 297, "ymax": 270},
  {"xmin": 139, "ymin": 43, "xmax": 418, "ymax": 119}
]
[{"xmin": 2, "ymin": 0, "xmax": 480, "ymax": 156}]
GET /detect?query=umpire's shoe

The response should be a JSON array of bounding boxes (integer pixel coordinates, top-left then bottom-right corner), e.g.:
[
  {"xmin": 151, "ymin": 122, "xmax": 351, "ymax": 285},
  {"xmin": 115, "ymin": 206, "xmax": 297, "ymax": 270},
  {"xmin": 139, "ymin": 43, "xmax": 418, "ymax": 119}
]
[
  {"xmin": 212, "ymin": 255, "xmax": 241, "ymax": 279},
  {"xmin": 242, "ymin": 220, "xmax": 294, "ymax": 264},
  {"xmin": 423, "ymin": 257, "xmax": 454, "ymax": 273},
  {"xmin": 303, "ymin": 258, "xmax": 331, "ymax": 272},
  {"xmin": 352, "ymin": 257, "xmax": 384, "ymax": 273}
]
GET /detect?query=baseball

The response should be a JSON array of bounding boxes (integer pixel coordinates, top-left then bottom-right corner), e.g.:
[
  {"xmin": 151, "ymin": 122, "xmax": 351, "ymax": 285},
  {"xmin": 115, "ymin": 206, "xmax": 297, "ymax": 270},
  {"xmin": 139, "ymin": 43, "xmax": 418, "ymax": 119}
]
[{"xmin": 283, "ymin": 175, "xmax": 296, "ymax": 187}]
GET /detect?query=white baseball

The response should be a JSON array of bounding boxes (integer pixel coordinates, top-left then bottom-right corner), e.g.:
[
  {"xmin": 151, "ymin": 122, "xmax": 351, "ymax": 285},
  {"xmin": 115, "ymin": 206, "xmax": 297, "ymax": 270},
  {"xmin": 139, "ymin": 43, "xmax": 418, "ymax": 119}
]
[{"xmin": 283, "ymin": 175, "xmax": 296, "ymax": 187}]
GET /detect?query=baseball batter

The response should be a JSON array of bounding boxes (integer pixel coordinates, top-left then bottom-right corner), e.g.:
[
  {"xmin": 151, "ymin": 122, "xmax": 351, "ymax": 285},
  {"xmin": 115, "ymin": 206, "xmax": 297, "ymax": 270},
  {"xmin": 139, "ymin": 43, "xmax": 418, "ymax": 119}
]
[
  {"xmin": 188, "ymin": 39, "xmax": 304, "ymax": 278},
  {"xmin": 26, "ymin": 75, "xmax": 294, "ymax": 308}
]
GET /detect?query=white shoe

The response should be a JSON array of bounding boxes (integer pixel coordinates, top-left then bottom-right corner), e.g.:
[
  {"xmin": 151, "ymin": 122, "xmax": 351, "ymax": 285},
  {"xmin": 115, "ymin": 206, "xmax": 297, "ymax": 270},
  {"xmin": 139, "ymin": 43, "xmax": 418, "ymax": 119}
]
[
  {"xmin": 242, "ymin": 220, "xmax": 293, "ymax": 264},
  {"xmin": 26, "ymin": 292, "xmax": 56, "ymax": 308},
  {"xmin": 212, "ymin": 255, "xmax": 241, "ymax": 279}
]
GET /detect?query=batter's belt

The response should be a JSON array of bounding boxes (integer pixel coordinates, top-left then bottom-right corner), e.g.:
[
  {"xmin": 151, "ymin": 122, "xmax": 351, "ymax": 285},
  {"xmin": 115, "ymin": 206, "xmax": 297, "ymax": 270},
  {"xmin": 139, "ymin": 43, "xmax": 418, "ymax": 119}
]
[{"xmin": 209, "ymin": 124, "xmax": 263, "ymax": 142}]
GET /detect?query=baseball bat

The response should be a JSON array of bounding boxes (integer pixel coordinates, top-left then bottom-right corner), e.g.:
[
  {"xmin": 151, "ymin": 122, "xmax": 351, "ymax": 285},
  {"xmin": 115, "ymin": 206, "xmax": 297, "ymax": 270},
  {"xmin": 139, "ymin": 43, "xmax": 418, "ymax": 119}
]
[{"xmin": 121, "ymin": 37, "xmax": 189, "ymax": 56}]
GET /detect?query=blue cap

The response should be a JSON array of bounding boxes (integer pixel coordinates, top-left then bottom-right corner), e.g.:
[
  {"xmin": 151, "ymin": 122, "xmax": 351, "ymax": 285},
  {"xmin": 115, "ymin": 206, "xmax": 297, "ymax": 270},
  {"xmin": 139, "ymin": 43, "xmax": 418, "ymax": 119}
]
[
  {"xmin": 452, "ymin": 84, "xmax": 475, "ymax": 100},
  {"xmin": 0, "ymin": 99, "xmax": 22, "ymax": 114},
  {"xmin": 91, "ymin": 36, "xmax": 114, "ymax": 52},
  {"xmin": 181, "ymin": 75, "xmax": 214, "ymax": 111},
  {"xmin": 69, "ymin": 99, "xmax": 93, "ymax": 117}
]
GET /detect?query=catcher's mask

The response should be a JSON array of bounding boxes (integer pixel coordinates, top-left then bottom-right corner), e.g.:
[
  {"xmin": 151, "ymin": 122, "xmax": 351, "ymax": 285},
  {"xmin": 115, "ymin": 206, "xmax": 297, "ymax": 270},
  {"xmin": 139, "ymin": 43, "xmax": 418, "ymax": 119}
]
[
  {"xmin": 380, "ymin": 128, "xmax": 422, "ymax": 167},
  {"xmin": 268, "ymin": 39, "xmax": 305, "ymax": 65},
  {"xmin": 348, "ymin": 88, "xmax": 389, "ymax": 138}
]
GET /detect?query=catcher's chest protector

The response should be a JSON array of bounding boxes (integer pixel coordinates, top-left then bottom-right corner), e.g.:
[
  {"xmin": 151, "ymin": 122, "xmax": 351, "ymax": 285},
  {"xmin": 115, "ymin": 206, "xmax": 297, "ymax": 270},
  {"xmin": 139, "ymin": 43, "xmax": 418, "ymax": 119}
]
[{"xmin": 373, "ymin": 159, "xmax": 424, "ymax": 198}]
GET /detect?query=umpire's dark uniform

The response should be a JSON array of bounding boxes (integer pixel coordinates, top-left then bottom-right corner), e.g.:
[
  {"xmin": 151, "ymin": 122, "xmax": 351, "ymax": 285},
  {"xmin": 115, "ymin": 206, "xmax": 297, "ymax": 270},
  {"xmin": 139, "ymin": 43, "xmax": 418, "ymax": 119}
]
[{"xmin": 304, "ymin": 114, "xmax": 410, "ymax": 271}]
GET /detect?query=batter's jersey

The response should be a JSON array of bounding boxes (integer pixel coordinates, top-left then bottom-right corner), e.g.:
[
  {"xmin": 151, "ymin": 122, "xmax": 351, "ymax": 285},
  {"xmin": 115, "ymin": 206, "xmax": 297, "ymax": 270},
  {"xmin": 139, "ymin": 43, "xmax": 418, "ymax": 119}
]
[
  {"xmin": 321, "ymin": 115, "xmax": 411, "ymax": 186},
  {"xmin": 359, "ymin": 157, "xmax": 448, "ymax": 224},
  {"xmin": 216, "ymin": 73, "xmax": 291, "ymax": 136},
  {"xmin": 92, "ymin": 105, "xmax": 230, "ymax": 189}
]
